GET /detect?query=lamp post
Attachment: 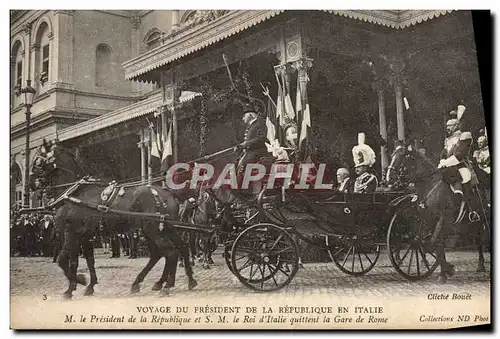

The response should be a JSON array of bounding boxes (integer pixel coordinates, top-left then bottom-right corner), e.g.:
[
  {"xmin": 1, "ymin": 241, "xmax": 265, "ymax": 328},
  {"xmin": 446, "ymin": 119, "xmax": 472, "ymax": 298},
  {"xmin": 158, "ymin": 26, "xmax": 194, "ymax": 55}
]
[{"xmin": 21, "ymin": 79, "xmax": 35, "ymax": 207}]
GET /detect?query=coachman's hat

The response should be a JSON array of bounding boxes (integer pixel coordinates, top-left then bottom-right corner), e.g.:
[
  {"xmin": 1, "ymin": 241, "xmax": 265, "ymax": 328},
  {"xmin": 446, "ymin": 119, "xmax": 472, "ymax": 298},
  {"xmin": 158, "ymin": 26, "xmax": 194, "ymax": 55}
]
[{"xmin": 243, "ymin": 103, "xmax": 257, "ymax": 114}]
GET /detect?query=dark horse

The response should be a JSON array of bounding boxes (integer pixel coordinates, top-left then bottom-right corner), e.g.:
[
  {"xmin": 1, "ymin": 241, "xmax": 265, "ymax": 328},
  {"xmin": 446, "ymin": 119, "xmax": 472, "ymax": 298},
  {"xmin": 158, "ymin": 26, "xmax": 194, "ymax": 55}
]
[
  {"xmin": 386, "ymin": 143, "xmax": 490, "ymax": 283},
  {"xmin": 41, "ymin": 143, "xmax": 197, "ymax": 299}
]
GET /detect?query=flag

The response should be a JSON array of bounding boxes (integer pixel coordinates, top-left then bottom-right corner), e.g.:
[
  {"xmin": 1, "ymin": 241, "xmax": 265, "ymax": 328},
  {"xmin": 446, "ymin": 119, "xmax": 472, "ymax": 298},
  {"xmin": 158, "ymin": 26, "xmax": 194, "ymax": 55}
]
[
  {"xmin": 299, "ymin": 104, "xmax": 311, "ymax": 147},
  {"xmin": 284, "ymin": 93, "xmax": 295, "ymax": 120},
  {"xmin": 163, "ymin": 122, "xmax": 173, "ymax": 160},
  {"xmin": 295, "ymin": 78, "xmax": 302, "ymax": 114},
  {"xmin": 149, "ymin": 120, "xmax": 162, "ymax": 159},
  {"xmin": 276, "ymin": 78, "xmax": 285, "ymax": 127}
]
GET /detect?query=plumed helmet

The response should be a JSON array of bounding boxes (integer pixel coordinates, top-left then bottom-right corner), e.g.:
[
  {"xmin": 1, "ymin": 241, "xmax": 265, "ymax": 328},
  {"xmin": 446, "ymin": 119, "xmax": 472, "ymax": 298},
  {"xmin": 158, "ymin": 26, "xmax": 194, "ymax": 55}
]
[
  {"xmin": 352, "ymin": 133, "xmax": 376, "ymax": 168},
  {"xmin": 457, "ymin": 105, "xmax": 466, "ymax": 121},
  {"xmin": 446, "ymin": 118, "xmax": 458, "ymax": 127}
]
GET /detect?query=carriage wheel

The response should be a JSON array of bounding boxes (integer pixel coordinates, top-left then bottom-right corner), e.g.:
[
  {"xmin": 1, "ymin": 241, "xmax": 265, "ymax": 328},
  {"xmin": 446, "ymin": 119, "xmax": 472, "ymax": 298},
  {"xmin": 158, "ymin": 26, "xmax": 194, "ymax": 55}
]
[
  {"xmin": 331, "ymin": 242, "xmax": 381, "ymax": 276},
  {"xmin": 231, "ymin": 223, "xmax": 299, "ymax": 292},
  {"xmin": 387, "ymin": 205, "xmax": 439, "ymax": 281}
]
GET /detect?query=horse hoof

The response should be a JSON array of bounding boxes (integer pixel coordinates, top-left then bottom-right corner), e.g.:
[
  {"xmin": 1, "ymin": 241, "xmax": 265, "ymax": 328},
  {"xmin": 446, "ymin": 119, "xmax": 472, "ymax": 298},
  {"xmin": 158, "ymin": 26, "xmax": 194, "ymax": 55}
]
[
  {"xmin": 443, "ymin": 263, "xmax": 455, "ymax": 277},
  {"xmin": 159, "ymin": 288, "xmax": 170, "ymax": 297},
  {"xmin": 63, "ymin": 292, "xmax": 73, "ymax": 300},
  {"xmin": 76, "ymin": 274, "xmax": 87, "ymax": 286},
  {"xmin": 84, "ymin": 286, "xmax": 94, "ymax": 296},
  {"xmin": 130, "ymin": 284, "xmax": 140, "ymax": 294},
  {"xmin": 188, "ymin": 279, "xmax": 198, "ymax": 290},
  {"xmin": 476, "ymin": 265, "xmax": 486, "ymax": 273},
  {"xmin": 437, "ymin": 275, "xmax": 447, "ymax": 285},
  {"xmin": 152, "ymin": 282, "xmax": 163, "ymax": 291}
]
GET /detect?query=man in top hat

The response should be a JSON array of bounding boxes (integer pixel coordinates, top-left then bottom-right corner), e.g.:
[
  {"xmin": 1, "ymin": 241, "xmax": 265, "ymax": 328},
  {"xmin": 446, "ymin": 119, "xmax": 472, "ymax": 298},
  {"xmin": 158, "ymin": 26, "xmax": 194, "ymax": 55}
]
[
  {"xmin": 336, "ymin": 167, "xmax": 353, "ymax": 193},
  {"xmin": 438, "ymin": 105, "xmax": 478, "ymax": 219},
  {"xmin": 473, "ymin": 129, "xmax": 490, "ymax": 174},
  {"xmin": 352, "ymin": 133, "xmax": 378, "ymax": 193},
  {"xmin": 234, "ymin": 104, "xmax": 268, "ymax": 181}
]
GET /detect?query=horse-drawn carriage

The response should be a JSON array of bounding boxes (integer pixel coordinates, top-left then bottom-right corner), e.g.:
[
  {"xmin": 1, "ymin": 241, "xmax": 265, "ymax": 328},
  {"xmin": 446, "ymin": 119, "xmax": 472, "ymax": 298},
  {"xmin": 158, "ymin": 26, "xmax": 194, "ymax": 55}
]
[
  {"xmin": 13, "ymin": 137, "xmax": 490, "ymax": 298},
  {"xmin": 216, "ymin": 182, "xmax": 441, "ymax": 291}
]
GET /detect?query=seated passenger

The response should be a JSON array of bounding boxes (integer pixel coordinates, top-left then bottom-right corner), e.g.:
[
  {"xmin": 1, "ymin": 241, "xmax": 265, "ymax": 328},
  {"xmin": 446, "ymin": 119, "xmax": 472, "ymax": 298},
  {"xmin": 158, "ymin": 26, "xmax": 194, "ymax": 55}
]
[
  {"xmin": 352, "ymin": 133, "xmax": 378, "ymax": 193},
  {"xmin": 336, "ymin": 167, "xmax": 353, "ymax": 193}
]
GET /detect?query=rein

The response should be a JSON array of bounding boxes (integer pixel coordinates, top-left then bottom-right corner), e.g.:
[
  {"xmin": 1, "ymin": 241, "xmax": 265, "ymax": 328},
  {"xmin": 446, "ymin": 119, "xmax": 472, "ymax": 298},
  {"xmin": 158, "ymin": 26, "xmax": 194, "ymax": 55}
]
[{"xmin": 411, "ymin": 151, "xmax": 441, "ymax": 182}]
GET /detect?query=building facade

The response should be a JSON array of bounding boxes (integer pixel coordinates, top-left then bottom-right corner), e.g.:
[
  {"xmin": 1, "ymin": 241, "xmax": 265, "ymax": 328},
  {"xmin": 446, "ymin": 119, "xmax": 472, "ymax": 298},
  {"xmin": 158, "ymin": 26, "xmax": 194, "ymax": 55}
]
[{"xmin": 10, "ymin": 10, "xmax": 486, "ymax": 208}]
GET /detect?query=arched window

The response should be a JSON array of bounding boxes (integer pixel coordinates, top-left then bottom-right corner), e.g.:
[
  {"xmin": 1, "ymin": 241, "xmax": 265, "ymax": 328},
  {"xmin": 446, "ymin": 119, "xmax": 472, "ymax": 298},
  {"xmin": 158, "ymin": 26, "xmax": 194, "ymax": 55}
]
[
  {"xmin": 95, "ymin": 44, "xmax": 112, "ymax": 87},
  {"xmin": 10, "ymin": 162, "xmax": 23, "ymax": 205},
  {"xmin": 11, "ymin": 40, "xmax": 23, "ymax": 108},
  {"xmin": 34, "ymin": 21, "xmax": 51, "ymax": 91},
  {"xmin": 11, "ymin": 163, "xmax": 22, "ymax": 185},
  {"xmin": 144, "ymin": 29, "xmax": 163, "ymax": 51}
]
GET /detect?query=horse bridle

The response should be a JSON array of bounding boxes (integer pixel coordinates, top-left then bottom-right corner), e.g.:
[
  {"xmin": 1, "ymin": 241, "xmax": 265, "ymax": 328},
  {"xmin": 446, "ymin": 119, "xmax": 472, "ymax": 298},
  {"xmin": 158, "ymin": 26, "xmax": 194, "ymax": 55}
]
[{"xmin": 388, "ymin": 145, "xmax": 440, "ymax": 183}]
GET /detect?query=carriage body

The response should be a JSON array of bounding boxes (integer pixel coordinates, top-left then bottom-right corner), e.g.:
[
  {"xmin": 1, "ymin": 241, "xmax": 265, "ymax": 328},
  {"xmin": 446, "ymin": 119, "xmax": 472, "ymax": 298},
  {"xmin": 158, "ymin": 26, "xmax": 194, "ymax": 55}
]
[{"xmin": 226, "ymin": 186, "xmax": 440, "ymax": 291}]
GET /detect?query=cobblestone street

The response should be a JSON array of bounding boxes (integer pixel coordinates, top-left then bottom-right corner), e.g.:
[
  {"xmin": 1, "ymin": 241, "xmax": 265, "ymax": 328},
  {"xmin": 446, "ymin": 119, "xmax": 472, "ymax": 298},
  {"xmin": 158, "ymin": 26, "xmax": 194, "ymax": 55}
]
[{"xmin": 10, "ymin": 248, "xmax": 491, "ymax": 301}]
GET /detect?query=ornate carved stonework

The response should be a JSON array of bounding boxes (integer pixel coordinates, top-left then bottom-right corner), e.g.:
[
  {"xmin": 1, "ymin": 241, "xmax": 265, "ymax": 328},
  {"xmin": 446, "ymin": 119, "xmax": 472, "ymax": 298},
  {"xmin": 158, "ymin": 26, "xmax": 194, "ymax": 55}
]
[
  {"xmin": 326, "ymin": 10, "xmax": 453, "ymax": 29},
  {"xmin": 130, "ymin": 16, "xmax": 141, "ymax": 30},
  {"xmin": 183, "ymin": 10, "xmax": 229, "ymax": 28},
  {"xmin": 47, "ymin": 32, "xmax": 54, "ymax": 40},
  {"xmin": 10, "ymin": 10, "xmax": 25, "ymax": 23},
  {"xmin": 286, "ymin": 40, "xmax": 301, "ymax": 61},
  {"xmin": 23, "ymin": 22, "xmax": 32, "ymax": 35},
  {"xmin": 30, "ymin": 43, "xmax": 40, "ymax": 52},
  {"xmin": 292, "ymin": 58, "xmax": 313, "ymax": 80},
  {"xmin": 124, "ymin": 10, "xmax": 285, "ymax": 81},
  {"xmin": 387, "ymin": 57, "xmax": 408, "ymax": 88}
]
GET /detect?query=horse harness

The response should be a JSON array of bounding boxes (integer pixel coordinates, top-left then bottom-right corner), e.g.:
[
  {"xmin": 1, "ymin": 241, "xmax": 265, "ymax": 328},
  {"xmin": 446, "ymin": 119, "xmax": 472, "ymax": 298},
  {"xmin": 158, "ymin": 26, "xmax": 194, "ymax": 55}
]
[{"xmin": 46, "ymin": 178, "xmax": 171, "ymax": 230}]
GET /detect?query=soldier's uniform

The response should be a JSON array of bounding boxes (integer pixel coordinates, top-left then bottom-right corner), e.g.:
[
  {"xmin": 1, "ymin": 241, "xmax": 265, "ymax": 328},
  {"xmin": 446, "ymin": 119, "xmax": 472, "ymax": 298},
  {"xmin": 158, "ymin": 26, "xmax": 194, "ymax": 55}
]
[
  {"xmin": 236, "ymin": 105, "xmax": 268, "ymax": 180},
  {"xmin": 438, "ymin": 105, "xmax": 474, "ymax": 194},
  {"xmin": 473, "ymin": 132, "xmax": 490, "ymax": 174},
  {"xmin": 352, "ymin": 133, "xmax": 378, "ymax": 193},
  {"xmin": 129, "ymin": 229, "xmax": 139, "ymax": 259},
  {"xmin": 110, "ymin": 231, "xmax": 120, "ymax": 258},
  {"xmin": 438, "ymin": 105, "xmax": 478, "ymax": 220}
]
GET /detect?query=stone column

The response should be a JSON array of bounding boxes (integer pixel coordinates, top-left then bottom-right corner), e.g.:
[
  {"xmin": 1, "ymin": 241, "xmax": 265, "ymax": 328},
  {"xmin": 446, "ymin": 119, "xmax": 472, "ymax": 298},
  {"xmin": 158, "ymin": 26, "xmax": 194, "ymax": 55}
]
[
  {"xmin": 172, "ymin": 10, "xmax": 180, "ymax": 32},
  {"xmin": 138, "ymin": 130, "xmax": 146, "ymax": 184},
  {"xmin": 53, "ymin": 11, "xmax": 74, "ymax": 85},
  {"xmin": 395, "ymin": 80, "xmax": 405, "ymax": 141},
  {"xmin": 389, "ymin": 58, "xmax": 407, "ymax": 142},
  {"xmin": 130, "ymin": 16, "xmax": 143, "ymax": 95},
  {"xmin": 145, "ymin": 129, "xmax": 152, "ymax": 184},
  {"xmin": 22, "ymin": 22, "xmax": 32, "ymax": 80},
  {"xmin": 373, "ymin": 79, "xmax": 389, "ymax": 171}
]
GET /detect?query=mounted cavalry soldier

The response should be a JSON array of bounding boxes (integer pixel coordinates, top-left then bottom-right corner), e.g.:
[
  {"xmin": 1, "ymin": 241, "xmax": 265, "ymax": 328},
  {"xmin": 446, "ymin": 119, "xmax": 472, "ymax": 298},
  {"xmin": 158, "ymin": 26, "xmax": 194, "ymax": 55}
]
[
  {"xmin": 473, "ymin": 128, "xmax": 490, "ymax": 174},
  {"xmin": 437, "ymin": 104, "xmax": 479, "ymax": 221},
  {"xmin": 352, "ymin": 133, "xmax": 378, "ymax": 193}
]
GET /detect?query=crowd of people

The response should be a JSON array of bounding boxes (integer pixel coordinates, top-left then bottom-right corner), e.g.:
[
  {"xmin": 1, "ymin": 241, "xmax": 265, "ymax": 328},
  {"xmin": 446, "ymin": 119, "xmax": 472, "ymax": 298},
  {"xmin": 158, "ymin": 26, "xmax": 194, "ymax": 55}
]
[
  {"xmin": 10, "ymin": 213, "xmax": 150, "ymax": 260},
  {"xmin": 11, "ymin": 213, "xmax": 57, "ymax": 259}
]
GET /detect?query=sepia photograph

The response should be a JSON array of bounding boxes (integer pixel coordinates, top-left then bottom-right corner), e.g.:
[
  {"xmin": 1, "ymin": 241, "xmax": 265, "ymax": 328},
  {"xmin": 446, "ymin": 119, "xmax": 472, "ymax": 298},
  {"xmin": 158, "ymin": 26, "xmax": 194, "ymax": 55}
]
[{"xmin": 9, "ymin": 8, "xmax": 491, "ymax": 330}]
